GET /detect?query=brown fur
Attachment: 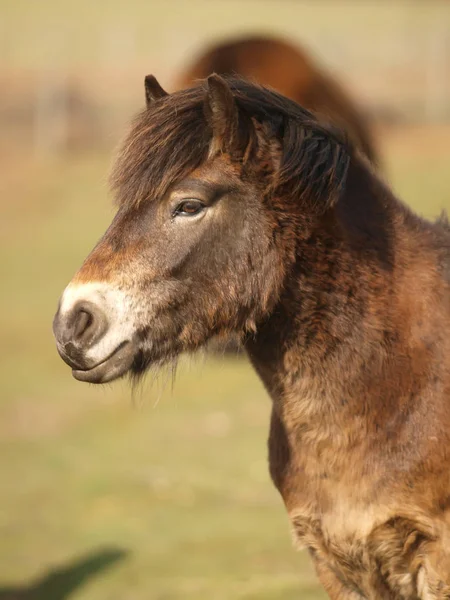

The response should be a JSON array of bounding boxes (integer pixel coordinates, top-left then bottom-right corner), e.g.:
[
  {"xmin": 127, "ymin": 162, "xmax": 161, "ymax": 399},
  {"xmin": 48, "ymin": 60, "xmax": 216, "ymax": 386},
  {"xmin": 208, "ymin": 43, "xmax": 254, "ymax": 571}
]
[
  {"xmin": 55, "ymin": 76, "xmax": 450, "ymax": 599},
  {"xmin": 176, "ymin": 35, "xmax": 379, "ymax": 166}
]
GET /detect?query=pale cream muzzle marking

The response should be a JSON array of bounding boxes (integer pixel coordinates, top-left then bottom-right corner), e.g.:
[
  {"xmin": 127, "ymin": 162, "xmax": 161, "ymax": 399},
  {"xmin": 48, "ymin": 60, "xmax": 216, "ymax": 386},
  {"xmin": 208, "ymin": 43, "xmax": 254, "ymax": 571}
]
[{"xmin": 53, "ymin": 282, "xmax": 137, "ymax": 383}]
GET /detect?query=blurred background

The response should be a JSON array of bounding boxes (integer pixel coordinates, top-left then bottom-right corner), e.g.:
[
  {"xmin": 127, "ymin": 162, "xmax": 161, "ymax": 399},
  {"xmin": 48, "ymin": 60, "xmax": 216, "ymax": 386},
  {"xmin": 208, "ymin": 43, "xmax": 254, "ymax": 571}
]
[{"xmin": 1, "ymin": 1, "xmax": 450, "ymax": 598}]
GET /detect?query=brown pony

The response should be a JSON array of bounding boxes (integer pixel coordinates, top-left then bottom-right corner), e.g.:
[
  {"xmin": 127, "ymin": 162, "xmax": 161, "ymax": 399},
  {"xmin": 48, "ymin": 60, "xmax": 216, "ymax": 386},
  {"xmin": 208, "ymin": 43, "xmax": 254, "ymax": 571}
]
[
  {"xmin": 176, "ymin": 35, "xmax": 379, "ymax": 166},
  {"xmin": 54, "ymin": 75, "xmax": 450, "ymax": 599}
]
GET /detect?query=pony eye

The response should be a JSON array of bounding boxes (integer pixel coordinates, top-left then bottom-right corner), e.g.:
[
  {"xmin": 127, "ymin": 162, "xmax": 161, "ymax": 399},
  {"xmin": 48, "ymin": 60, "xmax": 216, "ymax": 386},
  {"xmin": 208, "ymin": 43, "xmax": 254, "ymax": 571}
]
[{"xmin": 174, "ymin": 199, "xmax": 205, "ymax": 217}]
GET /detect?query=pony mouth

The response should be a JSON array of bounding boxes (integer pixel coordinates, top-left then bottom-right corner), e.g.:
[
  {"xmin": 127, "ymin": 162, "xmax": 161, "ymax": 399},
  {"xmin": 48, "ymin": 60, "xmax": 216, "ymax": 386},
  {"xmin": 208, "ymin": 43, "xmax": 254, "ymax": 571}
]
[{"xmin": 72, "ymin": 340, "xmax": 136, "ymax": 384}]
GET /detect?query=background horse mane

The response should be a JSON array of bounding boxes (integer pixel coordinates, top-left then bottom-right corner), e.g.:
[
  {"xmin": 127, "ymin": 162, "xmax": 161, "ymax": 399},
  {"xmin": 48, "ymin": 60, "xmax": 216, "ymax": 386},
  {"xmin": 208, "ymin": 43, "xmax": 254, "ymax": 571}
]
[
  {"xmin": 112, "ymin": 77, "xmax": 351, "ymax": 215},
  {"xmin": 175, "ymin": 35, "xmax": 379, "ymax": 166}
]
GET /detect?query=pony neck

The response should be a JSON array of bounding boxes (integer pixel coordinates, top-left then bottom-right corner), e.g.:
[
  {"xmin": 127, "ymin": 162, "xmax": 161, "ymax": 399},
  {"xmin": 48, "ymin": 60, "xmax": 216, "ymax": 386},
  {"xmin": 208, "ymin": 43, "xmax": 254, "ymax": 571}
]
[{"xmin": 245, "ymin": 156, "xmax": 437, "ymax": 440}]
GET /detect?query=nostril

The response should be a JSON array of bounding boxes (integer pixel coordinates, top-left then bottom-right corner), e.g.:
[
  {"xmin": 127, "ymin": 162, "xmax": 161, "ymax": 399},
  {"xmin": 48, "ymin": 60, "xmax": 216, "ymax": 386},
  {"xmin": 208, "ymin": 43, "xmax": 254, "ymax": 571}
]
[
  {"xmin": 53, "ymin": 300, "xmax": 109, "ymax": 354},
  {"xmin": 67, "ymin": 301, "xmax": 108, "ymax": 349},
  {"xmin": 73, "ymin": 309, "xmax": 93, "ymax": 341}
]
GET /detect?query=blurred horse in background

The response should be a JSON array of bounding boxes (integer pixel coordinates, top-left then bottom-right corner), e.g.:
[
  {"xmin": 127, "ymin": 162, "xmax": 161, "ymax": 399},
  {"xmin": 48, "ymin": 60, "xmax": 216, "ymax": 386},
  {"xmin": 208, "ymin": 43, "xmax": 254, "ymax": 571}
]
[{"xmin": 176, "ymin": 35, "xmax": 379, "ymax": 166}]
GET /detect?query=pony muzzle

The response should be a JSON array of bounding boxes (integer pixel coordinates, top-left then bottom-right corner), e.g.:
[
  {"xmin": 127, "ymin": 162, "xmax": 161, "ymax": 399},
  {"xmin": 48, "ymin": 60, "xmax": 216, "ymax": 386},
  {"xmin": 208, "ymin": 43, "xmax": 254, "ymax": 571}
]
[{"xmin": 53, "ymin": 282, "xmax": 137, "ymax": 383}]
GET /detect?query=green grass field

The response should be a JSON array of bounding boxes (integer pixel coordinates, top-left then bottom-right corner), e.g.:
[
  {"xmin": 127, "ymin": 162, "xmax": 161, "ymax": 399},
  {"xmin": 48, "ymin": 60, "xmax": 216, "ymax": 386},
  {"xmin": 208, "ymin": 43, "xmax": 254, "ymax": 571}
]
[{"xmin": 1, "ymin": 123, "xmax": 450, "ymax": 599}]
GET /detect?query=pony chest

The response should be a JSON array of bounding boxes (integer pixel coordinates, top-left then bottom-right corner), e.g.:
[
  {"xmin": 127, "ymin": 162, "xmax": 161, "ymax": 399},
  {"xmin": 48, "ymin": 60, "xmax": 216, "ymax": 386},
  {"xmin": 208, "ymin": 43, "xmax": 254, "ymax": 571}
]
[
  {"xmin": 290, "ymin": 493, "xmax": 389, "ymax": 583},
  {"xmin": 289, "ymin": 501, "xmax": 435, "ymax": 599},
  {"xmin": 290, "ymin": 495, "xmax": 382, "ymax": 552}
]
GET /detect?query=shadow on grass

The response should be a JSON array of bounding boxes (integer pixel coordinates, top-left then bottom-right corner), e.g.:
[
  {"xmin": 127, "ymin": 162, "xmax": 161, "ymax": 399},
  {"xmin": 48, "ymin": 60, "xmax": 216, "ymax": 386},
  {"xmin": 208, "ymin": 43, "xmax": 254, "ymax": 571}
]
[{"xmin": 0, "ymin": 547, "xmax": 128, "ymax": 600}]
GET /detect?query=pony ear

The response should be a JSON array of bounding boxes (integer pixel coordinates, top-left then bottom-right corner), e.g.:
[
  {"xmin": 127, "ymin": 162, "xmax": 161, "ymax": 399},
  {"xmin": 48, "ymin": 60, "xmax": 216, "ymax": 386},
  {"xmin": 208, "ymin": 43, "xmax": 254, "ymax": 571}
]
[
  {"xmin": 204, "ymin": 74, "xmax": 239, "ymax": 153},
  {"xmin": 144, "ymin": 75, "xmax": 168, "ymax": 107}
]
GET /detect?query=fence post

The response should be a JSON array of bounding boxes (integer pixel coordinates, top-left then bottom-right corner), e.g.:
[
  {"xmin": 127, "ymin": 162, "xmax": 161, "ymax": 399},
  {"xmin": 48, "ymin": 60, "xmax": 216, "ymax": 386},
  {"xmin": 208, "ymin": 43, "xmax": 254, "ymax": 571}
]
[
  {"xmin": 424, "ymin": 14, "xmax": 449, "ymax": 122},
  {"xmin": 34, "ymin": 69, "xmax": 69, "ymax": 158}
]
